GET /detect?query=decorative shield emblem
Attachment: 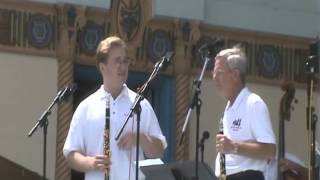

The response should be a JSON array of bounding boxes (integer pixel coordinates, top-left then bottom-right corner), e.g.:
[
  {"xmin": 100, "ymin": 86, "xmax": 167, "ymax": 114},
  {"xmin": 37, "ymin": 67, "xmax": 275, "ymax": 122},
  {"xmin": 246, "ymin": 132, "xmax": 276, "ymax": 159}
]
[
  {"xmin": 80, "ymin": 22, "xmax": 104, "ymax": 55},
  {"xmin": 116, "ymin": 0, "xmax": 142, "ymax": 41},
  {"xmin": 257, "ymin": 45, "xmax": 282, "ymax": 78},
  {"xmin": 147, "ymin": 30, "xmax": 173, "ymax": 62},
  {"xmin": 27, "ymin": 14, "xmax": 53, "ymax": 48}
]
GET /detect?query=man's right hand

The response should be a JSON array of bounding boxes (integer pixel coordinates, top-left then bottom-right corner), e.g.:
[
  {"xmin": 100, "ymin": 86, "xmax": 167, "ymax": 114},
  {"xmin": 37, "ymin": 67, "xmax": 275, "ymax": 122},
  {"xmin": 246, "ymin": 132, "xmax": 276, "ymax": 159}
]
[
  {"xmin": 89, "ymin": 155, "xmax": 111, "ymax": 172},
  {"xmin": 66, "ymin": 151, "xmax": 111, "ymax": 173}
]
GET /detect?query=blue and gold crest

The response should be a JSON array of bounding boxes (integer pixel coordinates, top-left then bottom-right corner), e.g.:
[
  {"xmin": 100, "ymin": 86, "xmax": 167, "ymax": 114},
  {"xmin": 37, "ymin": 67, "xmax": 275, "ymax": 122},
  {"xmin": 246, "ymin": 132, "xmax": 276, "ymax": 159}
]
[
  {"xmin": 257, "ymin": 45, "xmax": 282, "ymax": 78},
  {"xmin": 27, "ymin": 14, "xmax": 53, "ymax": 48},
  {"xmin": 80, "ymin": 22, "xmax": 104, "ymax": 55},
  {"xmin": 147, "ymin": 30, "xmax": 173, "ymax": 62}
]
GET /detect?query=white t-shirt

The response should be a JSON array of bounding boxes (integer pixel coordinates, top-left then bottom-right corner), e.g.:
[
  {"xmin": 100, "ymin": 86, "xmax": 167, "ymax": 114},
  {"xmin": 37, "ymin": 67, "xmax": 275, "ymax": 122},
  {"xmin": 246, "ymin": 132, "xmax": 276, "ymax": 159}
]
[
  {"xmin": 215, "ymin": 88, "xmax": 276, "ymax": 176},
  {"xmin": 63, "ymin": 85, "xmax": 167, "ymax": 180}
]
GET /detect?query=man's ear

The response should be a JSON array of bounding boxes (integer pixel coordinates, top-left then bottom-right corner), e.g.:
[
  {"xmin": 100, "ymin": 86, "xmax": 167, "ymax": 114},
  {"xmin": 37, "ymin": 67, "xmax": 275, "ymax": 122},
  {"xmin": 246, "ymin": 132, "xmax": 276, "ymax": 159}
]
[
  {"xmin": 99, "ymin": 62, "xmax": 104, "ymax": 71},
  {"xmin": 233, "ymin": 69, "xmax": 241, "ymax": 80}
]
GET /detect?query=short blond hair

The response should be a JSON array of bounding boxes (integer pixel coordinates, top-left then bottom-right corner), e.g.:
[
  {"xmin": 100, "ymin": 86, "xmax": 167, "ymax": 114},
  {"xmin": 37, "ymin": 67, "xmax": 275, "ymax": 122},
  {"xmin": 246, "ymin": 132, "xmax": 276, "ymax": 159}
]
[{"xmin": 96, "ymin": 36, "xmax": 126, "ymax": 66}]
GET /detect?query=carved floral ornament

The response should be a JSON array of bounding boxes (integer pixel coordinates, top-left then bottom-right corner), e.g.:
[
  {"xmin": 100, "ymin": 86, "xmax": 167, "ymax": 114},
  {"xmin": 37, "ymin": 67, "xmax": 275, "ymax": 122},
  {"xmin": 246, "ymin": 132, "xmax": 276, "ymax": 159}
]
[{"xmin": 115, "ymin": 0, "xmax": 142, "ymax": 41}]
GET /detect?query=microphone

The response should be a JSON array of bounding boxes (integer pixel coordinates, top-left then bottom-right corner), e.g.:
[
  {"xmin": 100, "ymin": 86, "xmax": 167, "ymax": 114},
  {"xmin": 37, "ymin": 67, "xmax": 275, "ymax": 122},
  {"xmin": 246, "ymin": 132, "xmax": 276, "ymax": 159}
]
[
  {"xmin": 308, "ymin": 55, "xmax": 317, "ymax": 59},
  {"xmin": 198, "ymin": 43, "xmax": 212, "ymax": 53},
  {"xmin": 155, "ymin": 51, "xmax": 174, "ymax": 72},
  {"xmin": 58, "ymin": 83, "xmax": 77, "ymax": 102},
  {"xmin": 200, "ymin": 131, "xmax": 210, "ymax": 144},
  {"xmin": 199, "ymin": 131, "xmax": 210, "ymax": 163},
  {"xmin": 198, "ymin": 39, "xmax": 224, "ymax": 57},
  {"xmin": 305, "ymin": 55, "xmax": 319, "ymax": 74}
]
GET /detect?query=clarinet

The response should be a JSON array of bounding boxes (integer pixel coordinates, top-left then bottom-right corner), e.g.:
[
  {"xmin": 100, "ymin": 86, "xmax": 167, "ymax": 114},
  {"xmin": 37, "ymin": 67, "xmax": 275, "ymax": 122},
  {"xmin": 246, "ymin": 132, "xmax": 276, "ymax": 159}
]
[
  {"xmin": 219, "ymin": 118, "xmax": 227, "ymax": 180},
  {"xmin": 104, "ymin": 96, "xmax": 111, "ymax": 180}
]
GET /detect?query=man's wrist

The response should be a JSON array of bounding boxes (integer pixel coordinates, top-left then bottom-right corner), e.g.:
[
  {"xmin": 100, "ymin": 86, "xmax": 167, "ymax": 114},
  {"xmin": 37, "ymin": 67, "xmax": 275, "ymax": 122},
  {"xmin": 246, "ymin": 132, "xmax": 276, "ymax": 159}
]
[{"xmin": 233, "ymin": 142, "xmax": 239, "ymax": 154}]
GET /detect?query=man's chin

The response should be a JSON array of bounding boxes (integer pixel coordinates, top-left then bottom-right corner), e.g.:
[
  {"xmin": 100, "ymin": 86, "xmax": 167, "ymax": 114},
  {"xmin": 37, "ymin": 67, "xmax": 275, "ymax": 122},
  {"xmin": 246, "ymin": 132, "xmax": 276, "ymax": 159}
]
[
  {"xmin": 216, "ymin": 90, "xmax": 224, "ymax": 97},
  {"xmin": 215, "ymin": 87, "xmax": 222, "ymax": 93},
  {"xmin": 118, "ymin": 78, "xmax": 127, "ymax": 85}
]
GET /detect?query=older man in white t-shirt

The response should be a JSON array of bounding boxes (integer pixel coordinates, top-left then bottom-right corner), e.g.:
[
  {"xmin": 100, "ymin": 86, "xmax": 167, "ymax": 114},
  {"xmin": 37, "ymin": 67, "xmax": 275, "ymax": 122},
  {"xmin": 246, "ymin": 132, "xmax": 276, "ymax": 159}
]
[{"xmin": 212, "ymin": 46, "xmax": 276, "ymax": 180}]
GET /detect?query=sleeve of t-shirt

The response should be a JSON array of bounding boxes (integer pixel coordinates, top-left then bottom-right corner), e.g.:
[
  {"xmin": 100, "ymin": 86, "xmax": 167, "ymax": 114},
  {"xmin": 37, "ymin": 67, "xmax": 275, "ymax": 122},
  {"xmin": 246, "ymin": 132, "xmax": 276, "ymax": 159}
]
[
  {"xmin": 63, "ymin": 103, "xmax": 85, "ymax": 157},
  {"xmin": 250, "ymin": 100, "xmax": 276, "ymax": 144},
  {"xmin": 141, "ymin": 100, "xmax": 168, "ymax": 149}
]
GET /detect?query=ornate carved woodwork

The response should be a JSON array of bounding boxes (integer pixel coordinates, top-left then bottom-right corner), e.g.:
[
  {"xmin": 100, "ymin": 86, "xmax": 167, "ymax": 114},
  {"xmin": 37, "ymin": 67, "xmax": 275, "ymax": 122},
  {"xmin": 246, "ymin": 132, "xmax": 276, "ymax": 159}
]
[{"xmin": 0, "ymin": 1, "xmax": 315, "ymax": 180}]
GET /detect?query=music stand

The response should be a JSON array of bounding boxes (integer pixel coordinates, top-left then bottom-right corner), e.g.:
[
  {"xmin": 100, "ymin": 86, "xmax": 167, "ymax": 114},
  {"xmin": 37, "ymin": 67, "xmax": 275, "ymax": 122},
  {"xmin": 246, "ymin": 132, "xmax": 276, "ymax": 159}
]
[{"xmin": 140, "ymin": 160, "xmax": 216, "ymax": 180}]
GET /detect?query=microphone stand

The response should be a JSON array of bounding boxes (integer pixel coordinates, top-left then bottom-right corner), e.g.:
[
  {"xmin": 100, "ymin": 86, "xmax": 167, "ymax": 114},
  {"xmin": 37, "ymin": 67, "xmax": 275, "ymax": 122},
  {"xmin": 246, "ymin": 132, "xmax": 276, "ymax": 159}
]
[
  {"xmin": 132, "ymin": 97, "xmax": 143, "ymax": 180},
  {"xmin": 199, "ymin": 131, "xmax": 209, "ymax": 163},
  {"xmin": 200, "ymin": 141, "xmax": 205, "ymax": 163},
  {"xmin": 115, "ymin": 53, "xmax": 173, "ymax": 180},
  {"xmin": 179, "ymin": 51, "xmax": 211, "ymax": 180},
  {"xmin": 312, "ymin": 113, "xmax": 318, "ymax": 179},
  {"xmin": 27, "ymin": 89, "xmax": 63, "ymax": 180}
]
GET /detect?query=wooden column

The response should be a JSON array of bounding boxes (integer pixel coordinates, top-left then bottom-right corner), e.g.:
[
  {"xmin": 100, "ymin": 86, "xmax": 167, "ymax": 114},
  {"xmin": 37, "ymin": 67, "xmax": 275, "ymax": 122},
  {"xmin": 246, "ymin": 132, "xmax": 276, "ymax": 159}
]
[
  {"xmin": 173, "ymin": 20, "xmax": 200, "ymax": 160},
  {"xmin": 54, "ymin": 4, "xmax": 86, "ymax": 180}
]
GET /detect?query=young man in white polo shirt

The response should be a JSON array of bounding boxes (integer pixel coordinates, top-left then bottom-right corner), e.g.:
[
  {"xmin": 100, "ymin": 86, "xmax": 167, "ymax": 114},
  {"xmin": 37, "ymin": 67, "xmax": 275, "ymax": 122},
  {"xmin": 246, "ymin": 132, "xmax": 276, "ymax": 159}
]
[
  {"xmin": 63, "ymin": 36, "xmax": 167, "ymax": 180},
  {"xmin": 212, "ymin": 46, "xmax": 276, "ymax": 180}
]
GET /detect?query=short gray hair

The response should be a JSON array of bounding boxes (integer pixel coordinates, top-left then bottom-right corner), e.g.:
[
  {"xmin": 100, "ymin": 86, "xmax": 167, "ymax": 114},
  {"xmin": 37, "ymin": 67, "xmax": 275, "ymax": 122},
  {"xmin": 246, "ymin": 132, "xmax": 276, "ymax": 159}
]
[{"xmin": 215, "ymin": 45, "xmax": 247, "ymax": 83}]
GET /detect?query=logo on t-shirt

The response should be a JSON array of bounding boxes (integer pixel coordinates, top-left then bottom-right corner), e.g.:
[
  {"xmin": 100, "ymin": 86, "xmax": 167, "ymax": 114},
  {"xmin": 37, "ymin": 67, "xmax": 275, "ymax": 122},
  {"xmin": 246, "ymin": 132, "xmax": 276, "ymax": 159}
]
[{"xmin": 231, "ymin": 118, "xmax": 242, "ymax": 131}]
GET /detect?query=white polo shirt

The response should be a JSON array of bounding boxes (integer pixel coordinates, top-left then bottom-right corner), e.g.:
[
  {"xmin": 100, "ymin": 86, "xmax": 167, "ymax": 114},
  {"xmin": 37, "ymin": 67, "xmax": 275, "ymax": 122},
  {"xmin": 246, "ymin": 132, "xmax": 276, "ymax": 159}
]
[
  {"xmin": 63, "ymin": 85, "xmax": 167, "ymax": 180},
  {"xmin": 215, "ymin": 87, "xmax": 276, "ymax": 176}
]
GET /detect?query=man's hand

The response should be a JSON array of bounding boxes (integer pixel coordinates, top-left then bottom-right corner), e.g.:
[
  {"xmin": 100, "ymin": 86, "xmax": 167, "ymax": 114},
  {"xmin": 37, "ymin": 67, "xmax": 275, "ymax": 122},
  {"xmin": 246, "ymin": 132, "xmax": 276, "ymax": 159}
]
[
  {"xmin": 117, "ymin": 132, "xmax": 137, "ymax": 150},
  {"xmin": 66, "ymin": 151, "xmax": 111, "ymax": 173},
  {"xmin": 117, "ymin": 132, "xmax": 164, "ymax": 158},
  {"xmin": 216, "ymin": 134, "xmax": 236, "ymax": 154},
  {"xmin": 89, "ymin": 155, "xmax": 112, "ymax": 172}
]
